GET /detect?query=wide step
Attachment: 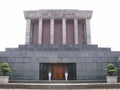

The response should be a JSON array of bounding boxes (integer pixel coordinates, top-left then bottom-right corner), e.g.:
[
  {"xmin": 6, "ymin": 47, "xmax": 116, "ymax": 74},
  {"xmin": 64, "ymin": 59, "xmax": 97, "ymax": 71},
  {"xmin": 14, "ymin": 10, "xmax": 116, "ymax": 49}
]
[{"xmin": 1, "ymin": 83, "xmax": 120, "ymax": 89}]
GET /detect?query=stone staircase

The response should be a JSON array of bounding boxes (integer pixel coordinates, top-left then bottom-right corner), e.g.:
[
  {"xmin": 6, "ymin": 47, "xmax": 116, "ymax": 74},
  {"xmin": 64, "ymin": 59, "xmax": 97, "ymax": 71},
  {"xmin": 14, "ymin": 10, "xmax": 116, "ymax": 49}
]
[
  {"xmin": 5, "ymin": 44, "xmax": 111, "ymax": 52},
  {"xmin": 0, "ymin": 80, "xmax": 120, "ymax": 89}
]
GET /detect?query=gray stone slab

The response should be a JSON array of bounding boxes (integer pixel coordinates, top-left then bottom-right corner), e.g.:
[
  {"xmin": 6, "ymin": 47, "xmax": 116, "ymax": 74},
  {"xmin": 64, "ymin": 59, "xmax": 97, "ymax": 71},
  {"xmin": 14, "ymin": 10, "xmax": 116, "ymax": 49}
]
[{"xmin": 0, "ymin": 45, "xmax": 120, "ymax": 80}]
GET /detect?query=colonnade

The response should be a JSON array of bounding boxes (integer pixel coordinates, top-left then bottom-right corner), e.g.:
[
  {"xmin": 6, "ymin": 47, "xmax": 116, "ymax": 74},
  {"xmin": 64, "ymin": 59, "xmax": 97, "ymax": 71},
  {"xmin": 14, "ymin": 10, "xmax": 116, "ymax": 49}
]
[{"xmin": 25, "ymin": 18, "xmax": 91, "ymax": 45}]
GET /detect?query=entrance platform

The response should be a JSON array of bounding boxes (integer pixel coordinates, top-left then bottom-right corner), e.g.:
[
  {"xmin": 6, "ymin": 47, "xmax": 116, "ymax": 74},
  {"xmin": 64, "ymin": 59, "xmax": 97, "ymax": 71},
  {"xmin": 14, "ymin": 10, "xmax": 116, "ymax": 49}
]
[{"xmin": 0, "ymin": 80, "xmax": 120, "ymax": 89}]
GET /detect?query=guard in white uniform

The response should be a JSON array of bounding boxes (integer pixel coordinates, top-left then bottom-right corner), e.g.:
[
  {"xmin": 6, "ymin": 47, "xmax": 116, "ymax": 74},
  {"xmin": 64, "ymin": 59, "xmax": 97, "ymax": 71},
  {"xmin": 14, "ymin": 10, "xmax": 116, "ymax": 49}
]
[
  {"xmin": 48, "ymin": 71, "xmax": 52, "ymax": 81},
  {"xmin": 65, "ymin": 72, "xmax": 68, "ymax": 81}
]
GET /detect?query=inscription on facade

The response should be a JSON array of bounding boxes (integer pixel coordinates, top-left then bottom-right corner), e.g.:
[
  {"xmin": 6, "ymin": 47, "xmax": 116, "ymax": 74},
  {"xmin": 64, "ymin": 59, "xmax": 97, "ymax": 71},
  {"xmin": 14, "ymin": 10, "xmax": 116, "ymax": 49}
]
[
  {"xmin": 41, "ymin": 11, "xmax": 75, "ymax": 17},
  {"xmin": 24, "ymin": 10, "xmax": 92, "ymax": 19}
]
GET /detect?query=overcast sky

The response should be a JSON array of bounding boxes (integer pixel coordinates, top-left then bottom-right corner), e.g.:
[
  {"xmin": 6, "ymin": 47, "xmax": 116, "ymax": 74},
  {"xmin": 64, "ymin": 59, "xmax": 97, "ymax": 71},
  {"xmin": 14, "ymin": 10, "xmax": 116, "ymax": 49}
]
[{"xmin": 0, "ymin": 0, "xmax": 120, "ymax": 51}]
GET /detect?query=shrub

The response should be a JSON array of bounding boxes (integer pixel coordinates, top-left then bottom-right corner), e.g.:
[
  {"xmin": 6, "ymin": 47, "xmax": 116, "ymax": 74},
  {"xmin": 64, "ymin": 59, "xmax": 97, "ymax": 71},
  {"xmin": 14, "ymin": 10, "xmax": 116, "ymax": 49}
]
[
  {"xmin": 0, "ymin": 62, "xmax": 11, "ymax": 76},
  {"xmin": 104, "ymin": 63, "xmax": 118, "ymax": 76},
  {"xmin": 117, "ymin": 56, "xmax": 120, "ymax": 62}
]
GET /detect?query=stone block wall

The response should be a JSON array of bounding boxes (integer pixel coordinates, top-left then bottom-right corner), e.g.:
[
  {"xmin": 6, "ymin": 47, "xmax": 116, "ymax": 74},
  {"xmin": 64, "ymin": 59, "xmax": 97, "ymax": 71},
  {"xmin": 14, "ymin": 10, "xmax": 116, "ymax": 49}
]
[{"xmin": 0, "ymin": 45, "xmax": 120, "ymax": 80}]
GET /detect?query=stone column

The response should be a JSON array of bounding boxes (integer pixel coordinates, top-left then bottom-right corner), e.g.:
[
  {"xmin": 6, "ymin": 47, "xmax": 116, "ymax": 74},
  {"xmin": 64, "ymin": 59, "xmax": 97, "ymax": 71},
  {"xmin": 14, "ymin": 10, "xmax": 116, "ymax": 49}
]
[
  {"xmin": 50, "ymin": 19, "xmax": 54, "ymax": 44},
  {"xmin": 62, "ymin": 19, "xmax": 66, "ymax": 44},
  {"xmin": 74, "ymin": 19, "xmax": 79, "ymax": 44},
  {"xmin": 25, "ymin": 19, "xmax": 31, "ymax": 44},
  {"xmin": 38, "ymin": 19, "xmax": 42, "ymax": 45},
  {"xmin": 85, "ymin": 19, "xmax": 91, "ymax": 44}
]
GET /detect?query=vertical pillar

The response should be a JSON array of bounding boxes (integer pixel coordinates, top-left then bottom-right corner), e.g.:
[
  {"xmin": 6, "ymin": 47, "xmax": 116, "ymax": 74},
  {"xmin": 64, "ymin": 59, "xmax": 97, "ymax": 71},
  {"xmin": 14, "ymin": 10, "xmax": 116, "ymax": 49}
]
[
  {"xmin": 62, "ymin": 19, "xmax": 66, "ymax": 44},
  {"xmin": 50, "ymin": 19, "xmax": 54, "ymax": 44},
  {"xmin": 25, "ymin": 19, "xmax": 31, "ymax": 44},
  {"xmin": 74, "ymin": 19, "xmax": 79, "ymax": 44},
  {"xmin": 38, "ymin": 19, "xmax": 42, "ymax": 45},
  {"xmin": 85, "ymin": 19, "xmax": 91, "ymax": 44}
]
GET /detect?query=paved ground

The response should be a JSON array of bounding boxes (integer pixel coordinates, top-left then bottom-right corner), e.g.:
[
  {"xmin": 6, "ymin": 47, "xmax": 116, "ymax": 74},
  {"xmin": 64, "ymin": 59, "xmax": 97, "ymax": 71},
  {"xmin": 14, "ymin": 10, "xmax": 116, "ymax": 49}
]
[
  {"xmin": 0, "ymin": 89, "xmax": 120, "ymax": 90},
  {"xmin": 1, "ymin": 83, "xmax": 120, "ymax": 90}
]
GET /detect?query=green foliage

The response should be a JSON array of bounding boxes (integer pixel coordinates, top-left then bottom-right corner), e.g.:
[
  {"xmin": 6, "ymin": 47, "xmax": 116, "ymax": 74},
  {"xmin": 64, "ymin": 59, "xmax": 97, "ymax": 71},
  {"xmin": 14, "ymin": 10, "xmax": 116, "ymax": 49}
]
[
  {"xmin": 117, "ymin": 56, "xmax": 120, "ymax": 62},
  {"xmin": 104, "ymin": 63, "xmax": 118, "ymax": 76},
  {"xmin": 0, "ymin": 62, "xmax": 11, "ymax": 76}
]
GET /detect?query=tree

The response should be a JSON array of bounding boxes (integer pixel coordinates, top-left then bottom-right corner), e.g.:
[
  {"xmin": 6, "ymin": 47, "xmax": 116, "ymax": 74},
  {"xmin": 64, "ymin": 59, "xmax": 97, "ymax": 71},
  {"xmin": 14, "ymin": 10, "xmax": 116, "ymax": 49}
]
[
  {"xmin": 117, "ymin": 56, "xmax": 120, "ymax": 62},
  {"xmin": 0, "ymin": 62, "xmax": 11, "ymax": 76},
  {"xmin": 104, "ymin": 63, "xmax": 118, "ymax": 76}
]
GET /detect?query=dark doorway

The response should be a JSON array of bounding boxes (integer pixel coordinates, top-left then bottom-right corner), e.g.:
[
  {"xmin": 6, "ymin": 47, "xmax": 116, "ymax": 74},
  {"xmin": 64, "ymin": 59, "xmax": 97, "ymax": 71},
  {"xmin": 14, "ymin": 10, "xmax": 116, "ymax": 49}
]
[
  {"xmin": 53, "ymin": 64, "xmax": 64, "ymax": 80},
  {"xmin": 39, "ymin": 63, "xmax": 76, "ymax": 80}
]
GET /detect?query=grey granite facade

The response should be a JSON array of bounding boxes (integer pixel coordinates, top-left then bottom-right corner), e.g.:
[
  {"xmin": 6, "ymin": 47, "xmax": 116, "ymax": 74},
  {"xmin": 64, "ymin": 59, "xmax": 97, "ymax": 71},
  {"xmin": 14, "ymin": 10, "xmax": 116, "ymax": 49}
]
[
  {"xmin": 0, "ymin": 9, "xmax": 120, "ymax": 81},
  {"xmin": 0, "ymin": 45, "xmax": 120, "ymax": 80},
  {"xmin": 24, "ymin": 9, "xmax": 92, "ymax": 45}
]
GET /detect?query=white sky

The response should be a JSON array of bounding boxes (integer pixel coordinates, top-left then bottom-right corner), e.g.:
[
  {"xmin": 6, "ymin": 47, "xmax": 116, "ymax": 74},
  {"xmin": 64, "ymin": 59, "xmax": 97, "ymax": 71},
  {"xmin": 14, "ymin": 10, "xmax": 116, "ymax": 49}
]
[{"xmin": 0, "ymin": 0, "xmax": 120, "ymax": 51}]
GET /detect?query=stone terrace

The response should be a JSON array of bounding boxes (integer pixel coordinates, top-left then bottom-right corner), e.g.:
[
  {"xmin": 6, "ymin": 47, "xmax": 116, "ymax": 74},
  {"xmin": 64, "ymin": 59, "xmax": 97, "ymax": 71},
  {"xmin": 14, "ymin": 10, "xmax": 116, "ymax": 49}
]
[{"xmin": 1, "ymin": 82, "xmax": 120, "ymax": 90}]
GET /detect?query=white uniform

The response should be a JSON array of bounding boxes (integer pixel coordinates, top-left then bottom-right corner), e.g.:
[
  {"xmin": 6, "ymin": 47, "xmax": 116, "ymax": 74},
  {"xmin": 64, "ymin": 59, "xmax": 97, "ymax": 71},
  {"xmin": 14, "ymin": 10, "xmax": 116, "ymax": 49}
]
[
  {"xmin": 65, "ymin": 72, "xmax": 68, "ymax": 81},
  {"xmin": 48, "ymin": 72, "xmax": 52, "ymax": 81}
]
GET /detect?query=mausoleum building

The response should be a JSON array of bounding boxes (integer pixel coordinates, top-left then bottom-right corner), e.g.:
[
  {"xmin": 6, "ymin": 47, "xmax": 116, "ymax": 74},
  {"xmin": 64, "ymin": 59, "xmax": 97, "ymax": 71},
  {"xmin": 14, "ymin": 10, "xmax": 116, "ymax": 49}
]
[{"xmin": 0, "ymin": 9, "xmax": 120, "ymax": 80}]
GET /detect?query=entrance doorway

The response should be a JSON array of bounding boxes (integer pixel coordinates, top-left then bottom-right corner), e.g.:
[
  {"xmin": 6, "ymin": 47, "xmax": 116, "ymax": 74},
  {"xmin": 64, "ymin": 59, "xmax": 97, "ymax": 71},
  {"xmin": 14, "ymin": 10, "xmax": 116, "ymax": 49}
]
[
  {"xmin": 39, "ymin": 63, "xmax": 76, "ymax": 80},
  {"xmin": 53, "ymin": 64, "xmax": 64, "ymax": 80}
]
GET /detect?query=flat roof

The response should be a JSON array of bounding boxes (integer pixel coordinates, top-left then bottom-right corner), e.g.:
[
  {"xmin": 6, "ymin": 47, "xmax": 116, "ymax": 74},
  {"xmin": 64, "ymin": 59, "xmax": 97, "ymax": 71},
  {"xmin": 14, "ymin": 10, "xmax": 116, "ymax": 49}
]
[{"xmin": 24, "ymin": 9, "xmax": 92, "ymax": 19}]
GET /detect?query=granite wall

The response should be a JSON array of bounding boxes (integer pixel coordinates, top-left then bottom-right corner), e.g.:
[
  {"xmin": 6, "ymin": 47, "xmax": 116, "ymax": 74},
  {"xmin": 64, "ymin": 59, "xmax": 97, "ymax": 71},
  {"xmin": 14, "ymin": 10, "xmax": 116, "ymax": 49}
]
[{"xmin": 0, "ymin": 45, "xmax": 120, "ymax": 80}]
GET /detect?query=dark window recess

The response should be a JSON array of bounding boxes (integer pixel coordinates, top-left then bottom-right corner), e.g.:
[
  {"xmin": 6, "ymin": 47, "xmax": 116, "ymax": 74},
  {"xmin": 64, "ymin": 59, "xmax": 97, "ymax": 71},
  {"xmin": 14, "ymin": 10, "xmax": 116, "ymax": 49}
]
[{"xmin": 39, "ymin": 63, "xmax": 76, "ymax": 80}]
